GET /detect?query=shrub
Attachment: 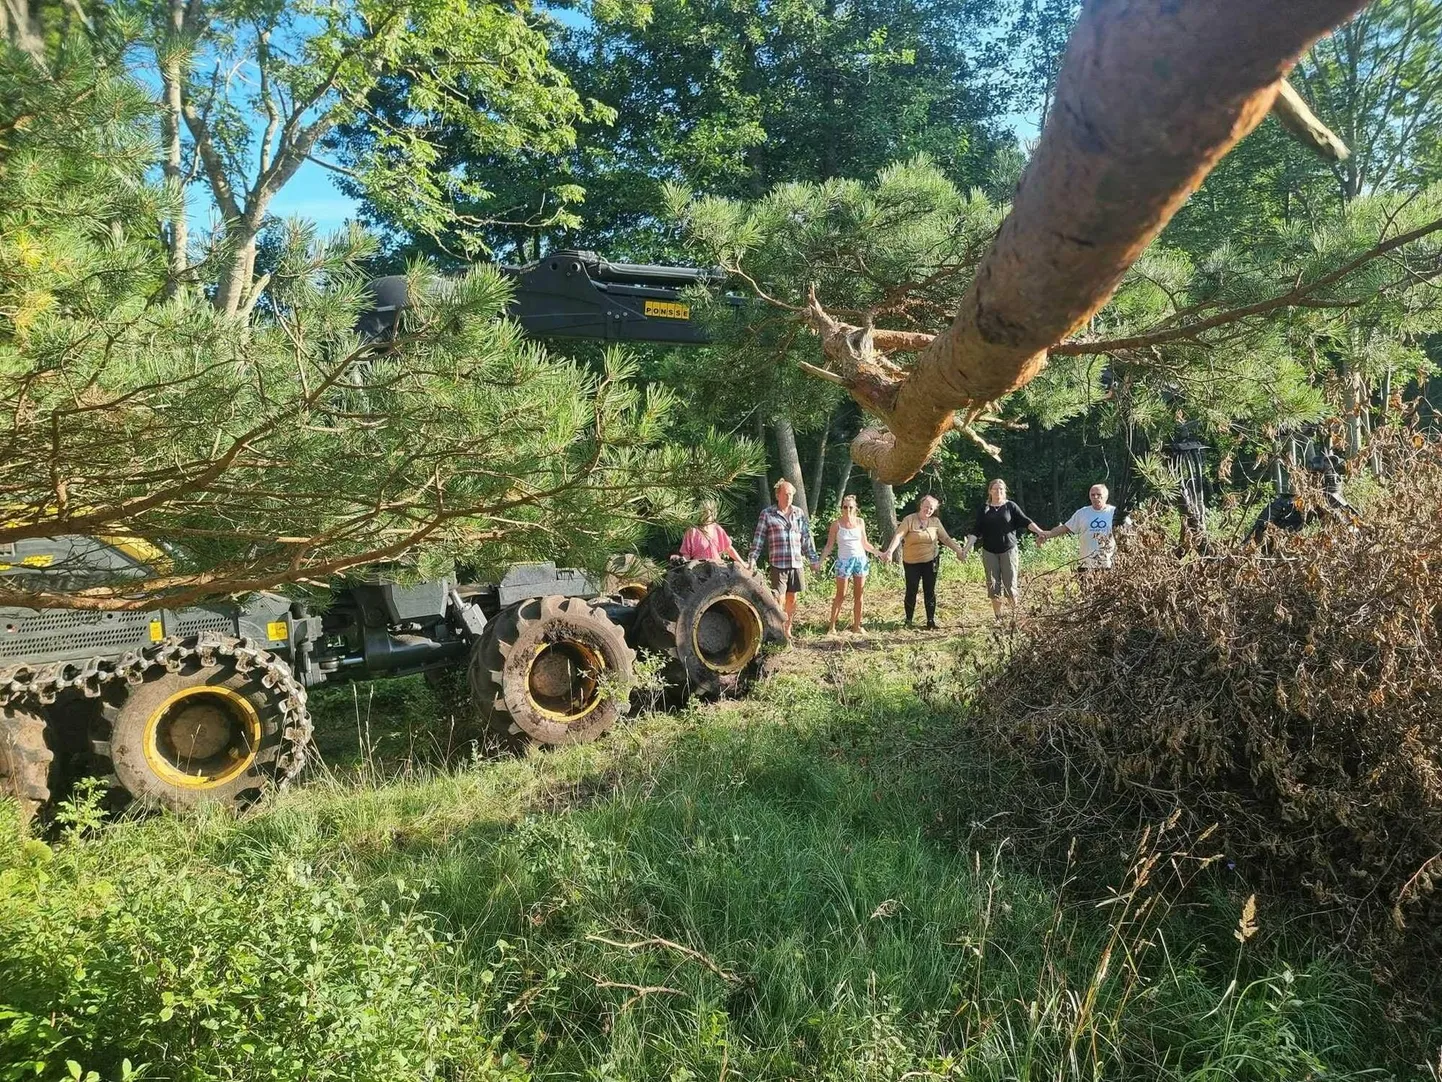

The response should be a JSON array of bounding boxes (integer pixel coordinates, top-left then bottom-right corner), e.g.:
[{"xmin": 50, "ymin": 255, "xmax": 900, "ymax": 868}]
[
  {"xmin": 974, "ymin": 436, "xmax": 1442, "ymax": 970},
  {"xmin": 0, "ymin": 799, "xmax": 527, "ymax": 1082}
]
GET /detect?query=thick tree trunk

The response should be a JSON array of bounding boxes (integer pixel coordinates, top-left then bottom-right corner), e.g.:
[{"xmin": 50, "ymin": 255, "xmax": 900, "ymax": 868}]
[
  {"xmin": 159, "ymin": 89, "xmax": 189, "ymax": 278},
  {"xmin": 215, "ymin": 228, "xmax": 260, "ymax": 317},
  {"xmin": 871, "ymin": 477, "xmax": 897, "ymax": 548},
  {"xmin": 818, "ymin": 0, "xmax": 1370, "ymax": 484},
  {"xmin": 774, "ymin": 415, "xmax": 809, "ymax": 514},
  {"xmin": 159, "ymin": 1, "xmax": 189, "ymax": 283}
]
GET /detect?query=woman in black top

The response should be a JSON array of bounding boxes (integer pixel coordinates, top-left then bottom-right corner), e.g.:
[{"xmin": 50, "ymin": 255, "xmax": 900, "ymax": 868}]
[{"xmin": 963, "ymin": 479, "xmax": 1046, "ymax": 621}]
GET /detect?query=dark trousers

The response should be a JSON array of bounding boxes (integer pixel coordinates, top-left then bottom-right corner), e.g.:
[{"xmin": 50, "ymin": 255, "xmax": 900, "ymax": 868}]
[{"xmin": 903, "ymin": 559, "xmax": 937, "ymax": 624}]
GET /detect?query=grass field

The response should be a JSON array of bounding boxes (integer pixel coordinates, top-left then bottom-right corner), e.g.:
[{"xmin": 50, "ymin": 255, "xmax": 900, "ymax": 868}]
[{"xmin": 1, "ymin": 551, "xmax": 1430, "ymax": 1080}]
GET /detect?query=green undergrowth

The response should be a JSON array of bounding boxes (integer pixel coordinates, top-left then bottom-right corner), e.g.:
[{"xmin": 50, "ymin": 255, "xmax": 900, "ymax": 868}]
[{"xmin": 0, "ymin": 635, "xmax": 1421, "ymax": 1081}]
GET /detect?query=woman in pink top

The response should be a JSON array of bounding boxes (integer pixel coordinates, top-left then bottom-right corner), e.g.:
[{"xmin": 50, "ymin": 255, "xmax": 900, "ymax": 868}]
[{"xmin": 679, "ymin": 501, "xmax": 741, "ymax": 562}]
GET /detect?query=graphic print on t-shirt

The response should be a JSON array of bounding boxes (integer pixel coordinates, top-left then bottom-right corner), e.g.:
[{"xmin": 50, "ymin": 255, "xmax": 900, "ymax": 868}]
[{"xmin": 1066, "ymin": 505, "xmax": 1116, "ymax": 568}]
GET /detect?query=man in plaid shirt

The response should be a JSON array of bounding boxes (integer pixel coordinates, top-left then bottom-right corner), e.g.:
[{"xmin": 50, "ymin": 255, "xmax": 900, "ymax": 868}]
[{"xmin": 749, "ymin": 478, "xmax": 819, "ymax": 639}]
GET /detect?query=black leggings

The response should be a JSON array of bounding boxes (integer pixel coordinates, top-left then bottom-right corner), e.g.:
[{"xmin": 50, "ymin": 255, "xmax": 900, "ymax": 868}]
[{"xmin": 903, "ymin": 559, "xmax": 938, "ymax": 624}]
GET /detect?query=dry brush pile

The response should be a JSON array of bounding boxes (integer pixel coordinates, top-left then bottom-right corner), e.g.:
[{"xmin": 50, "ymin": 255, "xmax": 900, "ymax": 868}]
[{"xmin": 975, "ymin": 436, "xmax": 1442, "ymax": 967}]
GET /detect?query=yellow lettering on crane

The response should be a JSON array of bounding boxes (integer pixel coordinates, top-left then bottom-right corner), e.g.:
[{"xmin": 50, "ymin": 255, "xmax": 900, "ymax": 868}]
[{"xmin": 643, "ymin": 300, "xmax": 690, "ymax": 320}]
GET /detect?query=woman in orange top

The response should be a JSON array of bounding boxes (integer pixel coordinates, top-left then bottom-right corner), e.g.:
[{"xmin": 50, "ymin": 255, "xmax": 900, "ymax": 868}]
[{"xmin": 882, "ymin": 494, "xmax": 966, "ymax": 629}]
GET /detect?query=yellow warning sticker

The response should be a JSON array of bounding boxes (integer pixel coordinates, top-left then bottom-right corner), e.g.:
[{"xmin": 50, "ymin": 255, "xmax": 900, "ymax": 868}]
[
  {"xmin": 266, "ymin": 621, "xmax": 288, "ymax": 641},
  {"xmin": 643, "ymin": 299, "xmax": 690, "ymax": 320},
  {"xmin": 149, "ymin": 620, "xmax": 163, "ymax": 642},
  {"xmin": 1, "ymin": 554, "xmax": 56, "ymax": 573}
]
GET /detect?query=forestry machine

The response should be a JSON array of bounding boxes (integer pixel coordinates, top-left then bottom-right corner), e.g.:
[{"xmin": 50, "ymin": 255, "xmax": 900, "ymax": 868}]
[{"xmin": 0, "ymin": 251, "xmax": 783, "ymax": 823}]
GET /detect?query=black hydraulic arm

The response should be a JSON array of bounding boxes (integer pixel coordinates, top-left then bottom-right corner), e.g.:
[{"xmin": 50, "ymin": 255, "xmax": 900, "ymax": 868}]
[
  {"xmin": 360, "ymin": 249, "xmax": 738, "ymax": 346},
  {"xmin": 500, "ymin": 249, "xmax": 734, "ymax": 345}
]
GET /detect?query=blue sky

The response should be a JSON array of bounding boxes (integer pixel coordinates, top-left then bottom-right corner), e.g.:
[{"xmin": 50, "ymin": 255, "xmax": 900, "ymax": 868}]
[{"xmin": 269, "ymin": 161, "xmax": 361, "ymax": 232}]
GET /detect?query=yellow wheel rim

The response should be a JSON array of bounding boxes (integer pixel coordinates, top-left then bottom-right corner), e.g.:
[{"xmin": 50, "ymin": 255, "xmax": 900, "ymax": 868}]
[
  {"xmin": 691, "ymin": 595, "xmax": 763, "ymax": 674},
  {"xmin": 524, "ymin": 641, "xmax": 607, "ymax": 724},
  {"xmin": 142, "ymin": 685, "xmax": 261, "ymax": 789}
]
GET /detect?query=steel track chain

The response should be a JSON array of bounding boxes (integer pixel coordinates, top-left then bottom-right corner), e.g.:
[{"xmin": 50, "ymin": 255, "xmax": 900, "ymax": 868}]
[{"xmin": 0, "ymin": 633, "xmax": 313, "ymax": 788}]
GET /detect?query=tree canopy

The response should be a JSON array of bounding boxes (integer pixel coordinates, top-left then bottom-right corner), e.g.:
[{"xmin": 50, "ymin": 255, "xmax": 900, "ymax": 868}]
[{"xmin": 0, "ymin": 31, "xmax": 752, "ymax": 608}]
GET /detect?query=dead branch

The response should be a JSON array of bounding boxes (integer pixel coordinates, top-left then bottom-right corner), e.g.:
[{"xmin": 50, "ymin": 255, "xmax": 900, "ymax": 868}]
[
  {"xmin": 1271, "ymin": 79, "xmax": 1351, "ymax": 160},
  {"xmin": 585, "ymin": 933, "xmax": 740, "ymax": 983},
  {"xmin": 590, "ymin": 978, "xmax": 684, "ymax": 1014}
]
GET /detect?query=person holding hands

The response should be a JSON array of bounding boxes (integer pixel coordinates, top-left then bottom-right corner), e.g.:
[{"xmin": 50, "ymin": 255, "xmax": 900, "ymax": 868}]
[
  {"xmin": 1038, "ymin": 483, "xmax": 1119, "ymax": 573},
  {"xmin": 679, "ymin": 500, "xmax": 742, "ymax": 562},
  {"xmin": 961, "ymin": 478, "xmax": 1047, "ymax": 622},
  {"xmin": 819, "ymin": 494, "xmax": 884, "ymax": 635},
  {"xmin": 749, "ymin": 478, "xmax": 820, "ymax": 640},
  {"xmin": 883, "ymin": 494, "xmax": 966, "ymax": 629}
]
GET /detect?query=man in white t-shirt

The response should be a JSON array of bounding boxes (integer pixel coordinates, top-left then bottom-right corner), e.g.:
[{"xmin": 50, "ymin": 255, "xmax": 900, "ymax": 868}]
[{"xmin": 1040, "ymin": 483, "xmax": 1118, "ymax": 571}]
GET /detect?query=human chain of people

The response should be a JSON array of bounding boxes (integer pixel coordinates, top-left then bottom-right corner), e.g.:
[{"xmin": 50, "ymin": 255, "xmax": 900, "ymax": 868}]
[{"xmin": 677, "ymin": 479, "xmax": 1120, "ymax": 641}]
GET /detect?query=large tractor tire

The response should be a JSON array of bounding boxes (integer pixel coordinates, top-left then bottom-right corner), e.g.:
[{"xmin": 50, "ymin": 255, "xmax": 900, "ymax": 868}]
[
  {"xmin": 630, "ymin": 560, "xmax": 786, "ymax": 702},
  {"xmin": 468, "ymin": 596, "xmax": 635, "ymax": 748},
  {"xmin": 93, "ymin": 636, "xmax": 311, "ymax": 812},
  {"xmin": 0, "ymin": 706, "xmax": 55, "ymax": 825}
]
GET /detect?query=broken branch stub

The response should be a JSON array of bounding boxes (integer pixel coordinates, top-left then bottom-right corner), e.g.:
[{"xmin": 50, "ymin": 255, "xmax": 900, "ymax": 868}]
[{"xmin": 815, "ymin": 0, "xmax": 1369, "ymax": 485}]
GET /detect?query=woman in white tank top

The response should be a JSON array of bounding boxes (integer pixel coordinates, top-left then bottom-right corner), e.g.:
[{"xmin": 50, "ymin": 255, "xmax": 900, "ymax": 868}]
[{"xmin": 819, "ymin": 494, "xmax": 884, "ymax": 634}]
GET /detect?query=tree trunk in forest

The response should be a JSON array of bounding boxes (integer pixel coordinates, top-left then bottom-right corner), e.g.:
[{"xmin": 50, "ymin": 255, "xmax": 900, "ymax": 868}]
[
  {"xmin": 755, "ymin": 414, "xmax": 771, "ymax": 512},
  {"xmin": 835, "ymin": 454, "xmax": 854, "ymax": 505},
  {"xmin": 1344, "ymin": 362, "xmax": 1365, "ymax": 458},
  {"xmin": 809, "ymin": 417, "xmax": 832, "ymax": 515},
  {"xmin": 774, "ymin": 416, "xmax": 809, "ymax": 514},
  {"xmin": 215, "ymin": 224, "xmax": 263, "ymax": 317},
  {"xmin": 158, "ymin": 0, "xmax": 189, "ymax": 283},
  {"xmin": 807, "ymin": 0, "xmax": 1369, "ymax": 484},
  {"xmin": 1050, "ymin": 430, "xmax": 1062, "ymax": 523},
  {"xmin": 871, "ymin": 477, "xmax": 897, "ymax": 548}
]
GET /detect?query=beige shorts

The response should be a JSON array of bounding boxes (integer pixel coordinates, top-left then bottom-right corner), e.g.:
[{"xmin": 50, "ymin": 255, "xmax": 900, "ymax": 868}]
[{"xmin": 981, "ymin": 548, "xmax": 1019, "ymax": 600}]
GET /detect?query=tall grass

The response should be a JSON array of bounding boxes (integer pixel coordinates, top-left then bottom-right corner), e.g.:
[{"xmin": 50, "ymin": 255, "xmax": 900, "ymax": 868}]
[{"xmin": 0, "ymin": 636, "xmax": 1412, "ymax": 1080}]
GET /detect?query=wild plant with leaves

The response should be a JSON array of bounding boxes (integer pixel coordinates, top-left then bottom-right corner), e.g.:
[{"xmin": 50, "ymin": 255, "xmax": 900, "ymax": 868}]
[{"xmin": 0, "ymin": 41, "xmax": 753, "ymax": 610}]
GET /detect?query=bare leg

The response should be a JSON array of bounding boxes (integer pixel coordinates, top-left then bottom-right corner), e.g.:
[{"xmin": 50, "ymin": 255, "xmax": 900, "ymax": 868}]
[
  {"xmin": 827, "ymin": 578, "xmax": 846, "ymax": 633},
  {"xmin": 851, "ymin": 575, "xmax": 865, "ymax": 631},
  {"xmin": 783, "ymin": 591, "xmax": 798, "ymax": 638}
]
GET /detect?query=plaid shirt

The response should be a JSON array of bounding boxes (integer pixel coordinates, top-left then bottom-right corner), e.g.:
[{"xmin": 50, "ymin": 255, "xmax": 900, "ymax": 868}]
[{"xmin": 750, "ymin": 504, "xmax": 818, "ymax": 570}]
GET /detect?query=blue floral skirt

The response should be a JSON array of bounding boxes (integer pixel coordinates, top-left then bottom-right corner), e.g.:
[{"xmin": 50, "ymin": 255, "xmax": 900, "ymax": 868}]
[{"xmin": 833, "ymin": 555, "xmax": 870, "ymax": 579}]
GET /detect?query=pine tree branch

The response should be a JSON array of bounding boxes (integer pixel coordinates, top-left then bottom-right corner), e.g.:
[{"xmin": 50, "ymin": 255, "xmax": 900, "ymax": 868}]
[{"xmin": 1050, "ymin": 213, "xmax": 1442, "ymax": 358}]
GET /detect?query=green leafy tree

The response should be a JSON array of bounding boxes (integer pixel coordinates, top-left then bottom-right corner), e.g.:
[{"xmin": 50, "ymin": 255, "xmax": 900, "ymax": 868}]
[
  {"xmin": 1295, "ymin": 0, "xmax": 1442, "ymax": 200},
  {"xmin": 0, "ymin": 37, "xmax": 753, "ymax": 610},
  {"xmin": 348, "ymin": 0, "xmax": 1015, "ymax": 259},
  {"xmin": 124, "ymin": 0, "xmax": 608, "ymax": 314}
]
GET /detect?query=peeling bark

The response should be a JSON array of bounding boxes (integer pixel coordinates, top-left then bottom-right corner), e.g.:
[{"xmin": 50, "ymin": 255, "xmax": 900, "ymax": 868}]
[{"xmin": 806, "ymin": 0, "xmax": 1370, "ymax": 485}]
